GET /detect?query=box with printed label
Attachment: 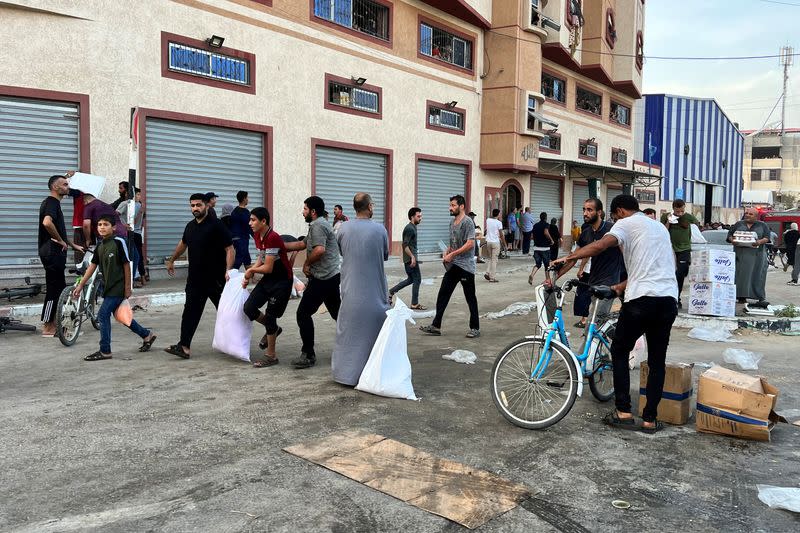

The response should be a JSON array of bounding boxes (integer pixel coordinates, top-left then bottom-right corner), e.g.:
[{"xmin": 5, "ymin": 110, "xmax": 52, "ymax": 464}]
[
  {"xmin": 696, "ymin": 366, "xmax": 784, "ymax": 441},
  {"xmin": 688, "ymin": 296, "xmax": 736, "ymax": 317},
  {"xmin": 688, "ymin": 281, "xmax": 737, "ymax": 301},
  {"xmin": 638, "ymin": 362, "xmax": 694, "ymax": 425},
  {"xmin": 687, "ymin": 264, "xmax": 736, "ymax": 284},
  {"xmin": 690, "ymin": 249, "xmax": 736, "ymax": 268}
]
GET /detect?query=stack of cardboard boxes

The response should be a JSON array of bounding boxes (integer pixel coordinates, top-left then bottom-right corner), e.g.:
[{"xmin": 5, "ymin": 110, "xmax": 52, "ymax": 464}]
[{"xmin": 688, "ymin": 249, "xmax": 737, "ymax": 317}]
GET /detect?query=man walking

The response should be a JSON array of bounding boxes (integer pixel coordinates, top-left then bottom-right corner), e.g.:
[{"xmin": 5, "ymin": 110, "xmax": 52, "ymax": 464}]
[
  {"xmin": 552, "ymin": 194, "xmax": 678, "ymax": 433},
  {"xmin": 389, "ymin": 207, "xmax": 426, "ymax": 309},
  {"xmin": 528, "ymin": 212, "xmax": 554, "ymax": 284},
  {"xmin": 549, "ymin": 217, "xmax": 562, "ymax": 261},
  {"xmin": 484, "ymin": 208, "xmax": 503, "ymax": 282},
  {"xmin": 520, "ymin": 207, "xmax": 535, "ymax": 255},
  {"xmin": 660, "ymin": 199, "xmax": 699, "ymax": 307},
  {"xmin": 164, "ymin": 193, "xmax": 234, "ymax": 359},
  {"xmin": 284, "ymin": 196, "xmax": 341, "ymax": 369},
  {"xmin": 230, "ymin": 190, "xmax": 252, "ymax": 269},
  {"xmin": 39, "ymin": 174, "xmax": 83, "ymax": 336},
  {"xmin": 420, "ymin": 195, "xmax": 480, "ymax": 338},
  {"xmin": 332, "ymin": 193, "xmax": 390, "ymax": 385}
]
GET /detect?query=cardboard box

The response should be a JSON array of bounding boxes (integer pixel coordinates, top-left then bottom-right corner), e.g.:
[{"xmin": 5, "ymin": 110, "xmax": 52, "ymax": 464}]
[
  {"xmin": 688, "ymin": 298, "xmax": 736, "ymax": 317},
  {"xmin": 696, "ymin": 366, "xmax": 783, "ymax": 441},
  {"xmin": 638, "ymin": 362, "xmax": 694, "ymax": 425},
  {"xmin": 687, "ymin": 265, "xmax": 735, "ymax": 284},
  {"xmin": 690, "ymin": 249, "xmax": 736, "ymax": 268},
  {"xmin": 688, "ymin": 282, "xmax": 736, "ymax": 317}
]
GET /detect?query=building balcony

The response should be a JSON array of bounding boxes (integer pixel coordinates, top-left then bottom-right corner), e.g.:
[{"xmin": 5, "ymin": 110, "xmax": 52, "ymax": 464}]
[{"xmin": 752, "ymin": 158, "xmax": 783, "ymax": 169}]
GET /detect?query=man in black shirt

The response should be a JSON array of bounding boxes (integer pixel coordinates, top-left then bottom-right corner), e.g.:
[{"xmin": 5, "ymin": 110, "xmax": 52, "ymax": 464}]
[
  {"xmin": 164, "ymin": 193, "xmax": 233, "ymax": 358},
  {"xmin": 389, "ymin": 207, "xmax": 426, "ymax": 309},
  {"xmin": 39, "ymin": 174, "xmax": 84, "ymax": 336},
  {"xmin": 528, "ymin": 212, "xmax": 554, "ymax": 284}
]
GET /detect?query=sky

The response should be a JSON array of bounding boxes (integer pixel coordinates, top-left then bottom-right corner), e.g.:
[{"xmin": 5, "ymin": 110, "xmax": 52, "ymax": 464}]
[{"xmin": 642, "ymin": 0, "xmax": 799, "ymax": 131}]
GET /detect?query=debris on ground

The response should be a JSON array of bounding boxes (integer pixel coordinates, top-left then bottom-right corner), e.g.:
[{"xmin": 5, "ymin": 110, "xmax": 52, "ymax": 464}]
[
  {"xmin": 420, "ymin": 278, "xmax": 435, "ymax": 286},
  {"xmin": 443, "ymin": 350, "xmax": 477, "ymax": 364},
  {"xmin": 687, "ymin": 327, "xmax": 742, "ymax": 343},
  {"xmin": 775, "ymin": 304, "xmax": 800, "ymax": 318},
  {"xmin": 757, "ymin": 485, "xmax": 800, "ymax": 513},
  {"xmin": 611, "ymin": 500, "xmax": 631, "ymax": 509},
  {"xmin": 483, "ymin": 301, "xmax": 536, "ymax": 320},
  {"xmin": 722, "ymin": 348, "xmax": 763, "ymax": 370}
]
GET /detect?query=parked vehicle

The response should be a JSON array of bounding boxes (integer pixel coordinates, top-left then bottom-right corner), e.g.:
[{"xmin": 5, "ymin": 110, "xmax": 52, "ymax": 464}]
[
  {"xmin": 762, "ymin": 210, "xmax": 800, "ymax": 247},
  {"xmin": 692, "ymin": 229, "xmax": 733, "ymax": 252}
]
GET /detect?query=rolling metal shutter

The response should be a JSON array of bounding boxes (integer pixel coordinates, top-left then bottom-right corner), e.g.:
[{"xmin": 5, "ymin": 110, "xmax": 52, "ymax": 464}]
[
  {"xmin": 0, "ymin": 97, "xmax": 79, "ymax": 264},
  {"xmin": 571, "ymin": 183, "xmax": 590, "ymax": 226},
  {"xmin": 144, "ymin": 119, "xmax": 264, "ymax": 259},
  {"xmin": 416, "ymin": 159, "xmax": 467, "ymax": 253},
  {"xmin": 314, "ymin": 146, "xmax": 387, "ymax": 224},
  {"xmin": 530, "ymin": 177, "xmax": 563, "ymax": 225},
  {"xmin": 605, "ymin": 187, "xmax": 622, "ymax": 212}
]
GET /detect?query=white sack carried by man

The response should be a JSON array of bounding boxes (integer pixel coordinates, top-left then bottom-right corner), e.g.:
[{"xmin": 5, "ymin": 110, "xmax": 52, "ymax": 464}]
[
  {"xmin": 212, "ymin": 270, "xmax": 252, "ymax": 362},
  {"xmin": 356, "ymin": 298, "xmax": 418, "ymax": 400}
]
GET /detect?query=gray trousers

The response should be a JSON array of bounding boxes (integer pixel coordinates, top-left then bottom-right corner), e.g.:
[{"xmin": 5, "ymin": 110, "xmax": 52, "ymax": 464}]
[{"xmin": 793, "ymin": 247, "xmax": 800, "ymax": 282}]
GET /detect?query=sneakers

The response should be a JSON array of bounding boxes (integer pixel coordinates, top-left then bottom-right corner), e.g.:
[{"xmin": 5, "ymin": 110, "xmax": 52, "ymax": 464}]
[
  {"xmin": 419, "ymin": 325, "xmax": 441, "ymax": 336},
  {"xmin": 466, "ymin": 329, "xmax": 481, "ymax": 338},
  {"xmin": 291, "ymin": 352, "xmax": 316, "ymax": 369},
  {"xmin": 787, "ymin": 280, "xmax": 798, "ymax": 286}
]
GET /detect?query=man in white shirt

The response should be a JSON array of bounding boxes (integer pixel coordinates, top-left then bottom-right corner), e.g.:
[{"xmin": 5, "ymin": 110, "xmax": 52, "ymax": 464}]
[
  {"xmin": 552, "ymin": 194, "xmax": 678, "ymax": 434},
  {"xmin": 483, "ymin": 209, "xmax": 504, "ymax": 282}
]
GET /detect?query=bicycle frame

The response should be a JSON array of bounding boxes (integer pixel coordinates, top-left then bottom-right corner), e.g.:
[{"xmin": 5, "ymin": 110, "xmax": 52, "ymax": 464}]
[{"xmin": 70, "ymin": 249, "xmax": 100, "ymax": 311}]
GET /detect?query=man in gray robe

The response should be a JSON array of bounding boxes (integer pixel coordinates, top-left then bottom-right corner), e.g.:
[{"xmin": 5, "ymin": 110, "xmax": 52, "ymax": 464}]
[
  {"xmin": 727, "ymin": 207, "xmax": 771, "ymax": 305},
  {"xmin": 331, "ymin": 193, "xmax": 390, "ymax": 386}
]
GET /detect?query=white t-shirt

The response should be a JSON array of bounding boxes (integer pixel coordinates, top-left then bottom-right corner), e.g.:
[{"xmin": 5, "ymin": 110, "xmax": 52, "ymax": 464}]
[
  {"xmin": 485, "ymin": 217, "xmax": 503, "ymax": 243},
  {"xmin": 609, "ymin": 212, "xmax": 678, "ymax": 302}
]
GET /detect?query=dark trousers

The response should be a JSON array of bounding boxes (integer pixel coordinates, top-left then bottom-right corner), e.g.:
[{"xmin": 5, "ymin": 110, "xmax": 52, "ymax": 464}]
[
  {"xmin": 573, "ymin": 272, "xmax": 591, "ymax": 317},
  {"xmin": 296, "ymin": 274, "xmax": 341, "ymax": 357},
  {"xmin": 390, "ymin": 263, "xmax": 421, "ymax": 305},
  {"xmin": 179, "ymin": 280, "xmax": 223, "ymax": 348},
  {"xmin": 522, "ymin": 231, "xmax": 532, "ymax": 255},
  {"xmin": 132, "ymin": 232, "xmax": 146, "ymax": 278},
  {"xmin": 97, "ymin": 295, "xmax": 150, "ymax": 354},
  {"xmin": 72, "ymin": 228, "xmax": 86, "ymax": 265},
  {"xmin": 610, "ymin": 296, "xmax": 678, "ymax": 422},
  {"xmin": 40, "ymin": 249, "xmax": 67, "ymax": 323},
  {"xmin": 432, "ymin": 265, "xmax": 479, "ymax": 330},
  {"xmin": 675, "ymin": 250, "xmax": 691, "ymax": 297}
]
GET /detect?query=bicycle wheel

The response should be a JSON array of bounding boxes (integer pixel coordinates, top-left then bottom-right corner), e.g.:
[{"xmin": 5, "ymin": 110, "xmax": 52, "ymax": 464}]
[
  {"xmin": 86, "ymin": 285, "xmax": 100, "ymax": 330},
  {"xmin": 588, "ymin": 320, "xmax": 616, "ymax": 402},
  {"xmin": 56, "ymin": 286, "xmax": 82, "ymax": 346},
  {"xmin": 490, "ymin": 338, "xmax": 579, "ymax": 429}
]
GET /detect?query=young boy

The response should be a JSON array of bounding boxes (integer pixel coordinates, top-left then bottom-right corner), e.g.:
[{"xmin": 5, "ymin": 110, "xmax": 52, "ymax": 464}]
[
  {"xmin": 242, "ymin": 207, "xmax": 293, "ymax": 368},
  {"xmin": 73, "ymin": 214, "xmax": 156, "ymax": 361}
]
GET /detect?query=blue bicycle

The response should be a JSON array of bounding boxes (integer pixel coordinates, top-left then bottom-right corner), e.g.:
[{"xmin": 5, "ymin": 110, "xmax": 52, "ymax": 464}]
[{"xmin": 490, "ymin": 278, "xmax": 618, "ymax": 429}]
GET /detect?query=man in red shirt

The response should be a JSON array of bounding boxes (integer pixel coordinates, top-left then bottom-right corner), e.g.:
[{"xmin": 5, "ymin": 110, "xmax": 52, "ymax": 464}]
[{"xmin": 242, "ymin": 207, "xmax": 293, "ymax": 368}]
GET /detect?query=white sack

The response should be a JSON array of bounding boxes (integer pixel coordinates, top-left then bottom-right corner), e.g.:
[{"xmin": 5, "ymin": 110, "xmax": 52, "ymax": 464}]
[
  {"xmin": 212, "ymin": 270, "xmax": 252, "ymax": 362},
  {"xmin": 757, "ymin": 485, "xmax": 800, "ymax": 513},
  {"xmin": 690, "ymin": 224, "xmax": 707, "ymax": 244},
  {"xmin": 68, "ymin": 172, "xmax": 105, "ymax": 198},
  {"xmin": 356, "ymin": 298, "xmax": 418, "ymax": 400}
]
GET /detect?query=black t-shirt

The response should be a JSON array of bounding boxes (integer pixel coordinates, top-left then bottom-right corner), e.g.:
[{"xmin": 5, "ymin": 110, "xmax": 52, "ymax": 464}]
[
  {"xmin": 785, "ymin": 229, "xmax": 799, "ymax": 254},
  {"xmin": 549, "ymin": 224, "xmax": 561, "ymax": 246},
  {"xmin": 38, "ymin": 196, "xmax": 67, "ymax": 252},
  {"xmin": 578, "ymin": 220, "xmax": 624, "ymax": 286},
  {"xmin": 532, "ymin": 220, "xmax": 551, "ymax": 248},
  {"xmin": 181, "ymin": 216, "xmax": 233, "ymax": 284}
]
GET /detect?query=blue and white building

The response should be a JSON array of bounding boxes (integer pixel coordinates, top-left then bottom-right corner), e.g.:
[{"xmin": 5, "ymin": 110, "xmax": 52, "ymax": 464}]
[{"xmin": 634, "ymin": 94, "xmax": 744, "ymax": 224}]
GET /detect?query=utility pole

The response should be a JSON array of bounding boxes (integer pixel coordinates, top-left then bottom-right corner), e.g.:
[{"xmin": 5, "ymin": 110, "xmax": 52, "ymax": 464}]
[{"xmin": 779, "ymin": 45, "xmax": 793, "ymax": 137}]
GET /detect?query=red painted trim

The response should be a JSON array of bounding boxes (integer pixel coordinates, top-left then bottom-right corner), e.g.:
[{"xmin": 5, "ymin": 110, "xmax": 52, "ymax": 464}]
[
  {"xmin": 483, "ymin": 85, "xmax": 520, "ymax": 91},
  {"xmin": 0, "ymin": 85, "xmax": 91, "ymax": 173},
  {"xmin": 310, "ymin": 138, "xmax": 393, "ymax": 239},
  {"xmin": 605, "ymin": 8, "xmax": 617, "ymax": 49},
  {"xmin": 425, "ymin": 100, "xmax": 466, "ymax": 135},
  {"xmin": 420, "ymin": 0, "xmax": 490, "ymax": 29},
  {"xmin": 324, "ymin": 73, "xmax": 383, "ymax": 119},
  {"xmin": 417, "ymin": 14, "xmax": 477, "ymax": 76},
  {"xmin": 564, "ymin": 0, "xmax": 581, "ymax": 29},
  {"xmin": 414, "ymin": 153, "xmax": 472, "ymax": 210},
  {"xmin": 161, "ymin": 31, "xmax": 256, "ymax": 95},
  {"xmin": 250, "ymin": 0, "xmax": 272, "ymax": 5},
  {"xmin": 480, "ymin": 163, "xmax": 538, "ymax": 173},
  {"xmin": 542, "ymin": 44, "xmax": 642, "ymax": 99},
  {"xmin": 308, "ymin": 0, "xmax": 393, "ymax": 49},
  {"xmin": 136, "ymin": 108, "xmax": 274, "ymax": 259},
  {"xmin": 499, "ymin": 178, "xmax": 525, "ymax": 194}
]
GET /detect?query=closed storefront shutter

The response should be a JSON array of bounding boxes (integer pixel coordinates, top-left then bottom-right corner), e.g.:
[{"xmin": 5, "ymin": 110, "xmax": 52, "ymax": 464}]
[
  {"xmin": 314, "ymin": 146, "xmax": 387, "ymax": 225},
  {"xmin": 605, "ymin": 187, "xmax": 622, "ymax": 212},
  {"xmin": 571, "ymin": 183, "xmax": 590, "ymax": 226},
  {"xmin": 530, "ymin": 178, "xmax": 563, "ymax": 226},
  {"xmin": 0, "ymin": 97, "xmax": 79, "ymax": 264},
  {"xmin": 144, "ymin": 119, "xmax": 264, "ymax": 259},
  {"xmin": 416, "ymin": 159, "xmax": 467, "ymax": 253}
]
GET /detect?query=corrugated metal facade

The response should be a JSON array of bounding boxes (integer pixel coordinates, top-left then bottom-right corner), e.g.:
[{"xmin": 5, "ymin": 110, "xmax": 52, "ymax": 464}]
[
  {"xmin": 530, "ymin": 177, "xmax": 563, "ymax": 226},
  {"xmin": 314, "ymin": 146, "xmax": 387, "ymax": 225},
  {"xmin": 416, "ymin": 159, "xmax": 467, "ymax": 253},
  {"xmin": 639, "ymin": 94, "xmax": 744, "ymax": 209},
  {"xmin": 572, "ymin": 183, "xmax": 589, "ymax": 225},
  {"xmin": 0, "ymin": 97, "xmax": 79, "ymax": 264}
]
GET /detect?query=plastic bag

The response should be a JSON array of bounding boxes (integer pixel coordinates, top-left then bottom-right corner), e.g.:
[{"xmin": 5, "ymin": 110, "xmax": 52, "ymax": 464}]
[
  {"xmin": 722, "ymin": 348, "xmax": 762, "ymax": 370},
  {"xmin": 356, "ymin": 298, "xmax": 418, "ymax": 400},
  {"xmin": 113, "ymin": 299, "xmax": 133, "ymax": 327},
  {"xmin": 212, "ymin": 270, "xmax": 252, "ymax": 362},
  {"xmin": 690, "ymin": 224, "xmax": 707, "ymax": 244},
  {"xmin": 291, "ymin": 275, "xmax": 305, "ymax": 298},
  {"xmin": 757, "ymin": 485, "xmax": 800, "ymax": 513},
  {"xmin": 687, "ymin": 327, "xmax": 741, "ymax": 343},
  {"xmin": 443, "ymin": 350, "xmax": 477, "ymax": 364},
  {"xmin": 629, "ymin": 336, "xmax": 647, "ymax": 369},
  {"xmin": 484, "ymin": 301, "xmax": 537, "ymax": 320}
]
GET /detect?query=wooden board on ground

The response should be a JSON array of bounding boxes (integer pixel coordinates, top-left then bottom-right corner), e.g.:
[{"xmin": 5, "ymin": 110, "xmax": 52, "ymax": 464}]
[{"xmin": 283, "ymin": 430, "xmax": 531, "ymax": 529}]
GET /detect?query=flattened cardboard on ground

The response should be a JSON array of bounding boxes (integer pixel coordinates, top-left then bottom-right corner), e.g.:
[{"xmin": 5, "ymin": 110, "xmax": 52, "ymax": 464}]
[
  {"xmin": 638, "ymin": 362, "xmax": 694, "ymax": 425},
  {"xmin": 696, "ymin": 365, "xmax": 784, "ymax": 441},
  {"xmin": 284, "ymin": 430, "xmax": 531, "ymax": 529}
]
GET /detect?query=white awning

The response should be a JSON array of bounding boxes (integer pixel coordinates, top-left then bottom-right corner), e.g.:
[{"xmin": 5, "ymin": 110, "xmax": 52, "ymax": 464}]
[
  {"xmin": 741, "ymin": 190, "xmax": 774, "ymax": 205},
  {"xmin": 528, "ymin": 110, "xmax": 558, "ymax": 128}
]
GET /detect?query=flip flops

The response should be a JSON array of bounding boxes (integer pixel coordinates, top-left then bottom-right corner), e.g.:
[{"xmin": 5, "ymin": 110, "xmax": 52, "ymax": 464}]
[
  {"xmin": 602, "ymin": 412, "xmax": 640, "ymax": 431},
  {"xmin": 164, "ymin": 344, "xmax": 190, "ymax": 359},
  {"xmin": 410, "ymin": 304, "xmax": 428, "ymax": 311},
  {"xmin": 639, "ymin": 420, "xmax": 665, "ymax": 434},
  {"xmin": 253, "ymin": 356, "xmax": 279, "ymax": 368},
  {"xmin": 84, "ymin": 351, "xmax": 112, "ymax": 361},
  {"xmin": 139, "ymin": 335, "xmax": 157, "ymax": 352},
  {"xmin": 258, "ymin": 327, "xmax": 282, "ymax": 350}
]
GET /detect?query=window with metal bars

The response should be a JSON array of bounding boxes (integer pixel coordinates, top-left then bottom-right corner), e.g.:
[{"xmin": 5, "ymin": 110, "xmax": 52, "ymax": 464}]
[
  {"xmin": 576, "ymin": 86, "xmax": 601, "ymax": 116},
  {"xmin": 328, "ymin": 81, "xmax": 380, "ymax": 113},
  {"xmin": 579, "ymin": 139, "xmax": 597, "ymax": 159},
  {"xmin": 428, "ymin": 105, "xmax": 464, "ymax": 132},
  {"xmin": 313, "ymin": 0, "xmax": 390, "ymax": 41},
  {"xmin": 540, "ymin": 134, "xmax": 561, "ymax": 152},
  {"xmin": 612, "ymin": 148, "xmax": 627, "ymax": 165},
  {"xmin": 769, "ymin": 169, "xmax": 780, "ymax": 180},
  {"xmin": 419, "ymin": 23, "xmax": 473, "ymax": 70},
  {"xmin": 541, "ymin": 73, "xmax": 566, "ymax": 103},
  {"xmin": 750, "ymin": 169, "xmax": 762, "ymax": 181},
  {"xmin": 610, "ymin": 101, "xmax": 630, "ymax": 126}
]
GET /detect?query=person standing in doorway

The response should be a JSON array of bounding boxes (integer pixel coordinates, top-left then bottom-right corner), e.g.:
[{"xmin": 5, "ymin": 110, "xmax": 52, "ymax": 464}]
[
  {"xmin": 528, "ymin": 212, "xmax": 554, "ymax": 284},
  {"xmin": 549, "ymin": 217, "xmax": 562, "ymax": 261},
  {"xmin": 389, "ymin": 207, "xmax": 426, "ymax": 309},
  {"xmin": 332, "ymin": 193, "xmax": 390, "ymax": 386},
  {"xmin": 284, "ymin": 196, "xmax": 341, "ymax": 369},
  {"xmin": 727, "ymin": 207, "xmax": 771, "ymax": 305},
  {"xmin": 484, "ymin": 208, "xmax": 503, "ymax": 282},
  {"xmin": 230, "ymin": 190, "xmax": 252, "ymax": 270},
  {"xmin": 419, "ymin": 195, "xmax": 480, "ymax": 338},
  {"xmin": 163, "ymin": 193, "xmax": 234, "ymax": 359},
  {"xmin": 660, "ymin": 199, "xmax": 699, "ymax": 307},
  {"xmin": 132, "ymin": 188, "xmax": 147, "ymax": 286},
  {"xmin": 506, "ymin": 207, "xmax": 519, "ymax": 251},
  {"xmin": 332, "ymin": 204, "xmax": 349, "ymax": 234},
  {"xmin": 520, "ymin": 207, "xmax": 535, "ymax": 255},
  {"xmin": 204, "ymin": 192, "xmax": 219, "ymax": 218},
  {"xmin": 39, "ymin": 174, "xmax": 84, "ymax": 336}
]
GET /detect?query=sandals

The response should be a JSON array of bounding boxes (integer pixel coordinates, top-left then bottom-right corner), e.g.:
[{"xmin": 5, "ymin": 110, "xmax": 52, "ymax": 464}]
[
  {"xmin": 410, "ymin": 304, "xmax": 428, "ymax": 311},
  {"xmin": 602, "ymin": 412, "xmax": 640, "ymax": 431},
  {"xmin": 139, "ymin": 334, "xmax": 157, "ymax": 352},
  {"xmin": 253, "ymin": 356, "xmax": 279, "ymax": 368},
  {"xmin": 258, "ymin": 327, "xmax": 282, "ymax": 350},
  {"xmin": 84, "ymin": 351, "xmax": 112, "ymax": 361},
  {"xmin": 640, "ymin": 420, "xmax": 665, "ymax": 434},
  {"xmin": 164, "ymin": 344, "xmax": 190, "ymax": 359}
]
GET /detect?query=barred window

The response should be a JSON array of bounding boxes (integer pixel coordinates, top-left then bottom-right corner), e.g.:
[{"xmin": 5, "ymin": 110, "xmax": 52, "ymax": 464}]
[
  {"xmin": 610, "ymin": 102, "xmax": 630, "ymax": 126},
  {"xmin": 540, "ymin": 134, "xmax": 561, "ymax": 152},
  {"xmin": 314, "ymin": 0, "xmax": 390, "ymax": 41},
  {"xmin": 542, "ymin": 73, "xmax": 566, "ymax": 103},
  {"xmin": 420, "ymin": 23, "xmax": 473, "ymax": 70},
  {"xmin": 328, "ymin": 81, "xmax": 380, "ymax": 114},
  {"xmin": 428, "ymin": 105, "xmax": 464, "ymax": 132},
  {"xmin": 576, "ymin": 86, "xmax": 601, "ymax": 116}
]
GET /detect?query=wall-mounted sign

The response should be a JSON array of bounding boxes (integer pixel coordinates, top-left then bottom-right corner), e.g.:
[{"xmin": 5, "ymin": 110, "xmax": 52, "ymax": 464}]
[
  {"xmin": 168, "ymin": 42, "xmax": 249, "ymax": 86},
  {"xmin": 634, "ymin": 189, "xmax": 656, "ymax": 204}
]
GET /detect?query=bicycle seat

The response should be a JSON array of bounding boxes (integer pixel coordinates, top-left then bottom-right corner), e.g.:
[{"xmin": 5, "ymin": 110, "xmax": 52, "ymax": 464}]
[{"xmin": 590, "ymin": 285, "xmax": 617, "ymax": 300}]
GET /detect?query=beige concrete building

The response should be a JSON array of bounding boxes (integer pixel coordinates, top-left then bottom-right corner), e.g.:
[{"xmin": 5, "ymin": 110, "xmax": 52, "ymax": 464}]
[
  {"xmin": 0, "ymin": 0, "xmax": 646, "ymax": 275},
  {"xmin": 742, "ymin": 128, "xmax": 800, "ymax": 207}
]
